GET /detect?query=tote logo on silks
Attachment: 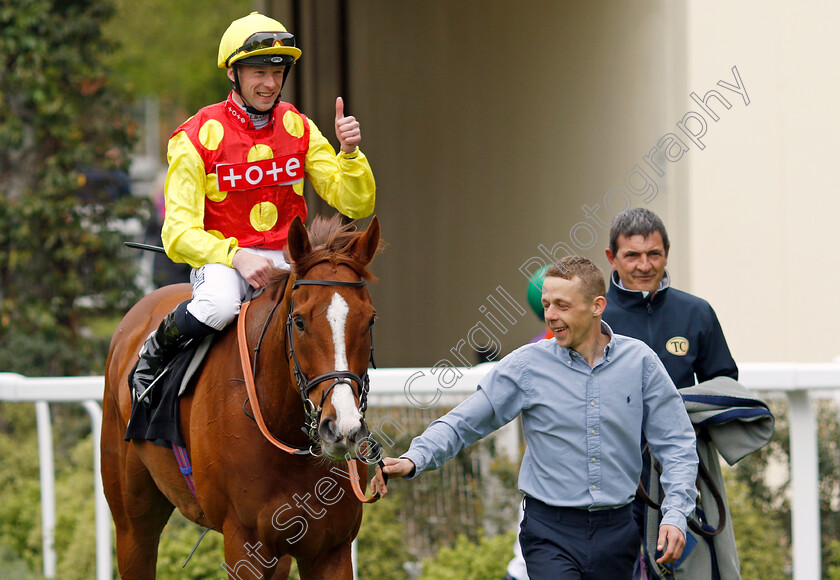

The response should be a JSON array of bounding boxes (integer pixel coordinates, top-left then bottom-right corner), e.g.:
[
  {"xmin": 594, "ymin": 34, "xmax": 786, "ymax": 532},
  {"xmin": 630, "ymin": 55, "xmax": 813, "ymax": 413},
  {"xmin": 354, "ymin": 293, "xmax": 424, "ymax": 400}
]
[{"xmin": 216, "ymin": 153, "xmax": 304, "ymax": 192}]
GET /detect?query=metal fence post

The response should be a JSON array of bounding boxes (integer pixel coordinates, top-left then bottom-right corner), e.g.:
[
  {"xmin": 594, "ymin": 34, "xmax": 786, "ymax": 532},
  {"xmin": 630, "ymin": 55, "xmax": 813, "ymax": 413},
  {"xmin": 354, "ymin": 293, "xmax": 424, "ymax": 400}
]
[
  {"xmin": 35, "ymin": 401, "xmax": 57, "ymax": 578},
  {"xmin": 786, "ymin": 389, "xmax": 821, "ymax": 580},
  {"xmin": 82, "ymin": 401, "xmax": 113, "ymax": 580}
]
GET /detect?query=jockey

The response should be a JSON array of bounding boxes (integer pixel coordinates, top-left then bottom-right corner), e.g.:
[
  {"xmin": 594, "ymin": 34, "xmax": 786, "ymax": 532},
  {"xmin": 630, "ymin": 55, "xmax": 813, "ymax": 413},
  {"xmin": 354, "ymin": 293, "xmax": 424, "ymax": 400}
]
[{"xmin": 131, "ymin": 12, "xmax": 376, "ymax": 402}]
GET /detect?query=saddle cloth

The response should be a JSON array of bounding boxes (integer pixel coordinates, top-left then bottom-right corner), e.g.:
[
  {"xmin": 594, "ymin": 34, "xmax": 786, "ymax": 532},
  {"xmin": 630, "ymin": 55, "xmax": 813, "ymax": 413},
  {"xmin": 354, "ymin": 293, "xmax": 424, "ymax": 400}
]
[{"xmin": 124, "ymin": 335, "xmax": 214, "ymax": 447}]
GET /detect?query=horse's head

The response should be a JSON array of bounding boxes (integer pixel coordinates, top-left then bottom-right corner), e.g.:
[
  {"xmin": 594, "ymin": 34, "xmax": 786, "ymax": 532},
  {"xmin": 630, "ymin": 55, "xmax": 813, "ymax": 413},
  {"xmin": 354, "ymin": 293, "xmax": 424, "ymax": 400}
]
[{"xmin": 285, "ymin": 215, "xmax": 381, "ymax": 461}]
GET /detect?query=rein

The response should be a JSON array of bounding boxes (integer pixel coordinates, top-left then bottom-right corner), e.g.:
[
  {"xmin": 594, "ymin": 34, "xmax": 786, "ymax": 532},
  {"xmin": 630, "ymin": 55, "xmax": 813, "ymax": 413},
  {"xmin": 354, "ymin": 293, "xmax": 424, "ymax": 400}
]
[
  {"xmin": 635, "ymin": 448, "xmax": 727, "ymax": 538},
  {"xmin": 236, "ymin": 272, "xmax": 385, "ymax": 503}
]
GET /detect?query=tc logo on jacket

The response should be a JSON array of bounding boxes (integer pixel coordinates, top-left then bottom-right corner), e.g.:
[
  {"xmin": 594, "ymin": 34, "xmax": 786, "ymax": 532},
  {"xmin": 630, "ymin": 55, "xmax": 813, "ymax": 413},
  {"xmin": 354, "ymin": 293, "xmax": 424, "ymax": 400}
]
[{"xmin": 665, "ymin": 336, "xmax": 689, "ymax": 356}]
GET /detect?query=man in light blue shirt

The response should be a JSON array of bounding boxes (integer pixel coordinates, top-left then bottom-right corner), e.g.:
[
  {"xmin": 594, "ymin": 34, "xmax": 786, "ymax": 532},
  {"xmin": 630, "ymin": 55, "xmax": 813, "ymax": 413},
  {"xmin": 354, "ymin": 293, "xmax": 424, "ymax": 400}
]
[{"xmin": 383, "ymin": 256, "xmax": 698, "ymax": 580}]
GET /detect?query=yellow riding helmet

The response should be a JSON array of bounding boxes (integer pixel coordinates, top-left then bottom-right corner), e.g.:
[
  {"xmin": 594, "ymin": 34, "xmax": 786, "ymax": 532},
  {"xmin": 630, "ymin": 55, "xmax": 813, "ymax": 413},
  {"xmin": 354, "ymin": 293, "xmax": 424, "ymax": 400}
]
[{"xmin": 217, "ymin": 12, "xmax": 302, "ymax": 69}]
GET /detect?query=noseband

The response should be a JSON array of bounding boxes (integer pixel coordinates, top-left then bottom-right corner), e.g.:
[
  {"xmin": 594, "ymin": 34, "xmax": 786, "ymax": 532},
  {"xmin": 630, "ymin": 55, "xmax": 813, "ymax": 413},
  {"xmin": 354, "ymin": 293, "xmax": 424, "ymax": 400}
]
[{"xmin": 285, "ymin": 278, "xmax": 376, "ymax": 443}]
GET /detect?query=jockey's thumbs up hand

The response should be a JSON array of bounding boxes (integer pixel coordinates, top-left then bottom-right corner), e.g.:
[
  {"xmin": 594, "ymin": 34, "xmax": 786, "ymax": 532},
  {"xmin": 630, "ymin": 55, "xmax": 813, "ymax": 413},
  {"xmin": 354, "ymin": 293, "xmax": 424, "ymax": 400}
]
[
  {"xmin": 335, "ymin": 96, "xmax": 361, "ymax": 154},
  {"xmin": 335, "ymin": 95, "xmax": 344, "ymax": 121}
]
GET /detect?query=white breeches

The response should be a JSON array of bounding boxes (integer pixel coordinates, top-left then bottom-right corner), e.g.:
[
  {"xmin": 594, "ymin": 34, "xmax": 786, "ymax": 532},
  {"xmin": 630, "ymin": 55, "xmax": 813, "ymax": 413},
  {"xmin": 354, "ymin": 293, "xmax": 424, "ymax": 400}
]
[{"xmin": 186, "ymin": 248, "xmax": 289, "ymax": 330}]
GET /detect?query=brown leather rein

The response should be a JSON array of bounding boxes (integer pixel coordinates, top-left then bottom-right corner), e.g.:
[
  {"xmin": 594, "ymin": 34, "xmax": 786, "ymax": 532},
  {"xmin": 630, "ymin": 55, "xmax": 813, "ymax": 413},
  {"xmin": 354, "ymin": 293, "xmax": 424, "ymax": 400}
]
[
  {"xmin": 236, "ymin": 273, "xmax": 384, "ymax": 503},
  {"xmin": 635, "ymin": 446, "xmax": 727, "ymax": 538}
]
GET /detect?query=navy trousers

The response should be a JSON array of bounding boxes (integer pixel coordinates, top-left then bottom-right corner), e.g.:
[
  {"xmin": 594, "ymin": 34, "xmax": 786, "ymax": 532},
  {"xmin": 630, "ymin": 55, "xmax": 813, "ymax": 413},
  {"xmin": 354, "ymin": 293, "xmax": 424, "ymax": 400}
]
[{"xmin": 519, "ymin": 497, "xmax": 638, "ymax": 580}]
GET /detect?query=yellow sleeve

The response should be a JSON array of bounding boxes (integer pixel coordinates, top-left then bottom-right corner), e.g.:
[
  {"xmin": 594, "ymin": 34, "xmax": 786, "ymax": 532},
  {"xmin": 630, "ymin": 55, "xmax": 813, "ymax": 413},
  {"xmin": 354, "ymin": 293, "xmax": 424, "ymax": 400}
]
[
  {"xmin": 161, "ymin": 131, "xmax": 240, "ymax": 268},
  {"xmin": 304, "ymin": 118, "xmax": 376, "ymax": 219}
]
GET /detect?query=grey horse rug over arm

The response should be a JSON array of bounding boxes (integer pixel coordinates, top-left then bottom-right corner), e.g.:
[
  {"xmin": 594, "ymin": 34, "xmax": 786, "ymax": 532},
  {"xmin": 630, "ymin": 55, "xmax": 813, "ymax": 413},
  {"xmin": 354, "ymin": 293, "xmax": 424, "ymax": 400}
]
[{"xmin": 643, "ymin": 376, "xmax": 775, "ymax": 580}]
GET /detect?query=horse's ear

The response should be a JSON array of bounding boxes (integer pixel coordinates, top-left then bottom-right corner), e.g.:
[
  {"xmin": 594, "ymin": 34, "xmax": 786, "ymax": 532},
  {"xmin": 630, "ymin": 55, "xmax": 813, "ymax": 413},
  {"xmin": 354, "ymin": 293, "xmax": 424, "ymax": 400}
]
[
  {"xmin": 286, "ymin": 216, "xmax": 311, "ymax": 265},
  {"xmin": 351, "ymin": 216, "xmax": 381, "ymax": 267}
]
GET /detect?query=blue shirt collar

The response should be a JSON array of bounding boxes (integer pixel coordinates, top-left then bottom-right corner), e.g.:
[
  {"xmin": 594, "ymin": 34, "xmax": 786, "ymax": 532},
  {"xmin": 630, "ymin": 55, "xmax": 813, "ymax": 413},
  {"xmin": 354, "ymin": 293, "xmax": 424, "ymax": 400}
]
[{"xmin": 555, "ymin": 320, "xmax": 615, "ymax": 366}]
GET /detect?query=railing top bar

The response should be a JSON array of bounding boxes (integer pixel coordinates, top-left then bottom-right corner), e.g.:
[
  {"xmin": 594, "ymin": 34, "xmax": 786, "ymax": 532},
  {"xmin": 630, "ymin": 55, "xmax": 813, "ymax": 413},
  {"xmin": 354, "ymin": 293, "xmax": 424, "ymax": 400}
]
[
  {"xmin": 0, "ymin": 373, "xmax": 104, "ymax": 402},
  {"xmin": 3, "ymin": 363, "xmax": 840, "ymax": 404},
  {"xmin": 372, "ymin": 363, "xmax": 840, "ymax": 394},
  {"xmin": 737, "ymin": 362, "xmax": 840, "ymax": 390}
]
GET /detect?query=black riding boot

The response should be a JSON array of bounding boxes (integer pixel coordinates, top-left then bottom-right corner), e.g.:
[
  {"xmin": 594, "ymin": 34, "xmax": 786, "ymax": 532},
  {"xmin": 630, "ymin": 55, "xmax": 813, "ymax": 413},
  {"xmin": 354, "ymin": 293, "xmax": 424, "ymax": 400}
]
[{"xmin": 131, "ymin": 300, "xmax": 215, "ymax": 405}]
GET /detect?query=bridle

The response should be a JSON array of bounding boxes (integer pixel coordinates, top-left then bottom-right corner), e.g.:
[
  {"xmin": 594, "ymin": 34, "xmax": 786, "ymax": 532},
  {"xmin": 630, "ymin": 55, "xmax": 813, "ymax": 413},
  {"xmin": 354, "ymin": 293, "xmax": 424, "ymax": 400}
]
[
  {"xmin": 236, "ymin": 269, "xmax": 384, "ymax": 502},
  {"xmin": 285, "ymin": 278, "xmax": 375, "ymax": 443}
]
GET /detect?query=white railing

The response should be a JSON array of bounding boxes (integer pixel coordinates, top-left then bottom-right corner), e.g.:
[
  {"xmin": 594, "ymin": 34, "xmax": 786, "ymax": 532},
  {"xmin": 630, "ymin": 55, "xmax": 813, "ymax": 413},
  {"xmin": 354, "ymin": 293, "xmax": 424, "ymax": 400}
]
[
  {"xmin": 0, "ymin": 376, "xmax": 111, "ymax": 580},
  {"xmin": 1, "ymin": 363, "xmax": 837, "ymax": 580}
]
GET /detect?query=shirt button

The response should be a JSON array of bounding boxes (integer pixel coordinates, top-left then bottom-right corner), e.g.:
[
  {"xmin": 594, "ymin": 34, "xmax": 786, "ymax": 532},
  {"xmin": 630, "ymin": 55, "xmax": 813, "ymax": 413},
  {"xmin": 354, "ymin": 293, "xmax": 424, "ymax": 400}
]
[
  {"xmin": 591, "ymin": 457, "xmax": 596, "ymax": 462},
  {"xmin": 590, "ymin": 372, "xmax": 594, "ymax": 377},
  {"xmin": 590, "ymin": 401, "xmax": 596, "ymax": 406},
  {"xmin": 591, "ymin": 485, "xmax": 597, "ymax": 490},
  {"xmin": 591, "ymin": 429, "xmax": 596, "ymax": 435}
]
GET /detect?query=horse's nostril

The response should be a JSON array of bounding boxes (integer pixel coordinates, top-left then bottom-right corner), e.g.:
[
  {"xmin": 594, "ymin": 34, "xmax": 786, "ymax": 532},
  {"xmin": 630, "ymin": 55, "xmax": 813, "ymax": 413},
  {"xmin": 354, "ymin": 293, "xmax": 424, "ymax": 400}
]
[
  {"xmin": 319, "ymin": 419, "xmax": 340, "ymax": 443},
  {"xmin": 347, "ymin": 425, "xmax": 361, "ymax": 445},
  {"xmin": 346, "ymin": 424, "xmax": 371, "ymax": 447}
]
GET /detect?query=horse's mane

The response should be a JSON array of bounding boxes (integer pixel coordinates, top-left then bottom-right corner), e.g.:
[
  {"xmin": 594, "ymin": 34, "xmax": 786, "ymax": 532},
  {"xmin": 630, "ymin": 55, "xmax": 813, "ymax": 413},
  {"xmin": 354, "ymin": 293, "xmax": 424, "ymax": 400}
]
[{"xmin": 266, "ymin": 215, "xmax": 380, "ymax": 289}]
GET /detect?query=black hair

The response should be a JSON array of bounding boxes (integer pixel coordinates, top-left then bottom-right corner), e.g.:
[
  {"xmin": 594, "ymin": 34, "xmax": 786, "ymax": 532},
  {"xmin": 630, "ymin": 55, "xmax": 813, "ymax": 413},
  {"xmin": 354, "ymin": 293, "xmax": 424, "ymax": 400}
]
[{"xmin": 608, "ymin": 208, "xmax": 670, "ymax": 256}]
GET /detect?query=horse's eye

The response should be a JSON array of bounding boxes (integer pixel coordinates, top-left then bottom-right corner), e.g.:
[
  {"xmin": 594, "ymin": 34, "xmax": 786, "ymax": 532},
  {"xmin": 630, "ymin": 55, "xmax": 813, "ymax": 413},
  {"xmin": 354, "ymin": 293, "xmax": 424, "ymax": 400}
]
[
  {"xmin": 294, "ymin": 316, "xmax": 306, "ymax": 331},
  {"xmin": 368, "ymin": 316, "xmax": 376, "ymax": 328}
]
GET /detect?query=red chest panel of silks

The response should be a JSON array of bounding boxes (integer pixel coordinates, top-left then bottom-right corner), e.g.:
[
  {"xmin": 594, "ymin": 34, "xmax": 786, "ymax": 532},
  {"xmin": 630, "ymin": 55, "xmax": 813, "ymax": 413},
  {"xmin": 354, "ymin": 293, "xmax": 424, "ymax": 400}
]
[
  {"xmin": 215, "ymin": 153, "xmax": 304, "ymax": 191},
  {"xmin": 176, "ymin": 96, "xmax": 311, "ymax": 250}
]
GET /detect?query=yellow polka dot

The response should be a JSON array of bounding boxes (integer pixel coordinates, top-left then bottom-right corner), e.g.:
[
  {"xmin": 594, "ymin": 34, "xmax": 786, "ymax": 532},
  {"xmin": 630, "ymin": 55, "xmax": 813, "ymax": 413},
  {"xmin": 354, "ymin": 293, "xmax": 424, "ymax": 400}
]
[
  {"xmin": 250, "ymin": 202, "xmax": 278, "ymax": 232},
  {"xmin": 206, "ymin": 230, "xmax": 225, "ymax": 240},
  {"xmin": 248, "ymin": 144, "xmax": 274, "ymax": 162},
  {"xmin": 292, "ymin": 181, "xmax": 304, "ymax": 196},
  {"xmin": 206, "ymin": 174, "xmax": 227, "ymax": 202},
  {"xmin": 283, "ymin": 110, "xmax": 305, "ymax": 138},
  {"xmin": 198, "ymin": 120, "xmax": 224, "ymax": 150}
]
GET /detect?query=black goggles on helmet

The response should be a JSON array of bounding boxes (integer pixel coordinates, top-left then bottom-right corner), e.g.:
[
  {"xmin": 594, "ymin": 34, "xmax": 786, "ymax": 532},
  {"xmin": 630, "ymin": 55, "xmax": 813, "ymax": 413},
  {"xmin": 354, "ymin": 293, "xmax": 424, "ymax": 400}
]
[{"xmin": 226, "ymin": 31, "xmax": 296, "ymax": 67}]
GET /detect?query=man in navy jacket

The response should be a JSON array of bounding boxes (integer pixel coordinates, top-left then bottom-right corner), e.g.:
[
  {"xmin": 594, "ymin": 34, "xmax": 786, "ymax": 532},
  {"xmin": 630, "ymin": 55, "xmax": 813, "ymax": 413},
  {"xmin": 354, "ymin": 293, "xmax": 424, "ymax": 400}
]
[
  {"xmin": 603, "ymin": 207, "xmax": 738, "ymax": 578},
  {"xmin": 603, "ymin": 208, "xmax": 737, "ymax": 389}
]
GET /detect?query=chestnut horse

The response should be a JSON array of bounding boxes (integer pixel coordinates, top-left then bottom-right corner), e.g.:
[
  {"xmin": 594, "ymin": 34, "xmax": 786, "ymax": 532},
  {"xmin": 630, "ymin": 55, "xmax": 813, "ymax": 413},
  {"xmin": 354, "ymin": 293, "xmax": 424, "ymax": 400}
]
[{"xmin": 101, "ymin": 215, "xmax": 382, "ymax": 579}]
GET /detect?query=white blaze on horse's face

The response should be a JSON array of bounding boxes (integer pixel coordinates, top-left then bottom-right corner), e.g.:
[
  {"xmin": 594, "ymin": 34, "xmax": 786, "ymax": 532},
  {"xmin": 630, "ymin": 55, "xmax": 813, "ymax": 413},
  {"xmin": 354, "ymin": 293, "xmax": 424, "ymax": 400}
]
[{"xmin": 326, "ymin": 293, "xmax": 363, "ymax": 436}]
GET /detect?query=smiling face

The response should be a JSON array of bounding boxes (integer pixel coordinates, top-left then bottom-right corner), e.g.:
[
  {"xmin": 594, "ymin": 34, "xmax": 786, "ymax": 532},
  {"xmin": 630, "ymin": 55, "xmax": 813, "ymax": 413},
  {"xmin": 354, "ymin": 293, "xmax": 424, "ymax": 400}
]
[
  {"xmin": 606, "ymin": 231, "xmax": 668, "ymax": 295},
  {"xmin": 541, "ymin": 275, "xmax": 605, "ymax": 353},
  {"xmin": 228, "ymin": 64, "xmax": 286, "ymax": 112}
]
